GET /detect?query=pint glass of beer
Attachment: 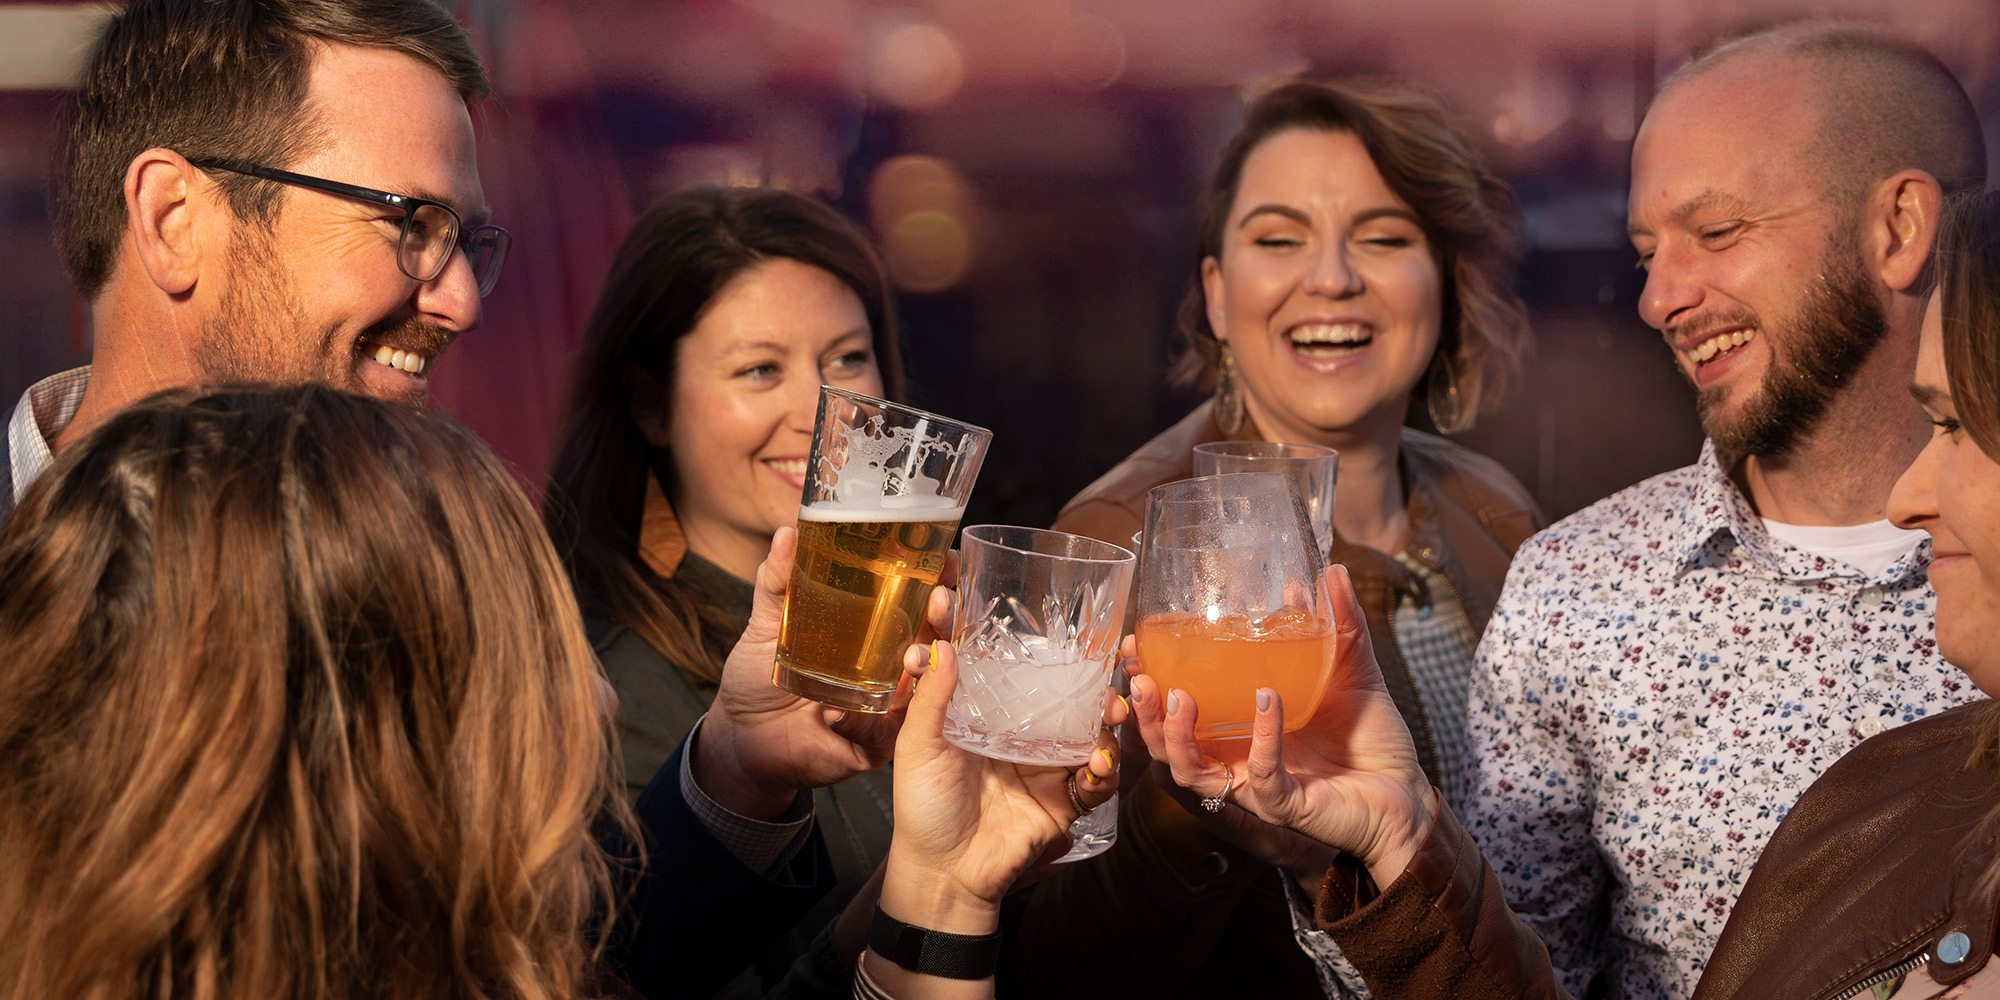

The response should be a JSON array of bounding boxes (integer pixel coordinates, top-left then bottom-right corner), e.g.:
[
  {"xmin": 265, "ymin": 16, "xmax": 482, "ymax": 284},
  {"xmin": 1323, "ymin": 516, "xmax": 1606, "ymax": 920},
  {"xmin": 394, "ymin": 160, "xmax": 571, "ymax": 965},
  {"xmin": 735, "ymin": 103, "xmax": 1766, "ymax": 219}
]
[
  {"xmin": 1132, "ymin": 474, "xmax": 1335, "ymax": 750},
  {"xmin": 775, "ymin": 386, "xmax": 991, "ymax": 713}
]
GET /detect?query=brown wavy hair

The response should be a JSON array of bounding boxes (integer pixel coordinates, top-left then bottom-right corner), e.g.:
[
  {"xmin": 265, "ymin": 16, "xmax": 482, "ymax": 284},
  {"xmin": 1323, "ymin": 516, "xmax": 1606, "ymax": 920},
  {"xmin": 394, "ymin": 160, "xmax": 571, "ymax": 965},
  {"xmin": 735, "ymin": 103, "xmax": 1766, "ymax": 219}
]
[
  {"xmin": 0, "ymin": 386, "xmax": 621, "ymax": 1000},
  {"xmin": 544, "ymin": 186, "xmax": 905, "ymax": 685},
  {"xmin": 1172, "ymin": 77, "xmax": 1530, "ymax": 433}
]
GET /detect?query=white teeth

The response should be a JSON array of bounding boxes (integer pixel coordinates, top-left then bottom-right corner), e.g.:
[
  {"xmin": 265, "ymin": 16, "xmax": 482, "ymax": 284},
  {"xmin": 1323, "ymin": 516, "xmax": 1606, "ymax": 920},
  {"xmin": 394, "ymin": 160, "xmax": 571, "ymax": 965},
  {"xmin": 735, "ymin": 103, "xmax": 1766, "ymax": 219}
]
[
  {"xmin": 1686, "ymin": 329, "xmax": 1756, "ymax": 366},
  {"xmin": 766, "ymin": 460, "xmax": 808, "ymax": 476},
  {"xmin": 1288, "ymin": 322, "xmax": 1372, "ymax": 347},
  {"xmin": 366, "ymin": 343, "xmax": 428, "ymax": 375}
]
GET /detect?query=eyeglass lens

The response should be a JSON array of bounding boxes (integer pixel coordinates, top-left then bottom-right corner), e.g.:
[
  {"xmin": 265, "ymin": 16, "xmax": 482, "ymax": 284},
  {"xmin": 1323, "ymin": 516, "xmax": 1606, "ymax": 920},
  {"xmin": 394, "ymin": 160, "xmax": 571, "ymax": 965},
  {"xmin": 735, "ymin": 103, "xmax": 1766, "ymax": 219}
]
[
  {"xmin": 461, "ymin": 227, "xmax": 510, "ymax": 298},
  {"xmin": 399, "ymin": 206, "xmax": 509, "ymax": 297},
  {"xmin": 399, "ymin": 203, "xmax": 460, "ymax": 284}
]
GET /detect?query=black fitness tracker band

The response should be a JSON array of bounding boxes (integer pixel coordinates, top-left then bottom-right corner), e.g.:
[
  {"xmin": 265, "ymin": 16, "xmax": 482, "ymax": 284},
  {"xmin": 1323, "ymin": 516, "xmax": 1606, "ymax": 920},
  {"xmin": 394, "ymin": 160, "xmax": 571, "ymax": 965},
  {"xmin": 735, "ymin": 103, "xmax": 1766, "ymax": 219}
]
[{"xmin": 868, "ymin": 907, "xmax": 1002, "ymax": 981}]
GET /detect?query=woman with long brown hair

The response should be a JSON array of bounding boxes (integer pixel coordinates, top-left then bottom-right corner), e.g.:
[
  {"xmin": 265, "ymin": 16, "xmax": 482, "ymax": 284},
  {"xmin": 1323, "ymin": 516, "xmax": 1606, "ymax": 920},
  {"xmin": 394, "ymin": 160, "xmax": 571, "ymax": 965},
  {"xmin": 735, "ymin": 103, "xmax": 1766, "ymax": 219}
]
[
  {"xmin": 0, "ymin": 386, "xmax": 620, "ymax": 1000},
  {"xmin": 543, "ymin": 186, "xmax": 910, "ymax": 994}
]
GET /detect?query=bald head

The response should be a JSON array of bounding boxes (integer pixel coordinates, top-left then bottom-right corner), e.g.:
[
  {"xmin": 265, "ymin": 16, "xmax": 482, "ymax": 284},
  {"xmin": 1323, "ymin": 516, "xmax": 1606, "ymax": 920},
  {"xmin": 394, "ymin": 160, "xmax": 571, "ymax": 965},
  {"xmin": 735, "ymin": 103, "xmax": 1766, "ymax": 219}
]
[{"xmin": 1664, "ymin": 24, "xmax": 1985, "ymax": 208}]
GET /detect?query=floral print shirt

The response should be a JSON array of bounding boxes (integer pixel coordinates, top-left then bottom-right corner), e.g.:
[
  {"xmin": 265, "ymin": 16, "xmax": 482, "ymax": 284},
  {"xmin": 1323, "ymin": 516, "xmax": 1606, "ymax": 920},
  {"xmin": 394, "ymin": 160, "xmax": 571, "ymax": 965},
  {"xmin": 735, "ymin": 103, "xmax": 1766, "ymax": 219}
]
[{"xmin": 1459, "ymin": 441, "xmax": 1968, "ymax": 999}]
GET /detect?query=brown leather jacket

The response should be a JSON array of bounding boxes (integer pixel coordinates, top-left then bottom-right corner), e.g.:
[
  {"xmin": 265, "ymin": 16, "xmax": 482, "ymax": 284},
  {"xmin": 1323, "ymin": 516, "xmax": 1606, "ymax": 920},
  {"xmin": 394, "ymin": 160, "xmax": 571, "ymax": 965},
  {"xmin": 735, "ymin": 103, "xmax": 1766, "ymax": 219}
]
[
  {"xmin": 996, "ymin": 400, "xmax": 1545, "ymax": 998},
  {"xmin": 1311, "ymin": 700, "xmax": 2000, "ymax": 1000}
]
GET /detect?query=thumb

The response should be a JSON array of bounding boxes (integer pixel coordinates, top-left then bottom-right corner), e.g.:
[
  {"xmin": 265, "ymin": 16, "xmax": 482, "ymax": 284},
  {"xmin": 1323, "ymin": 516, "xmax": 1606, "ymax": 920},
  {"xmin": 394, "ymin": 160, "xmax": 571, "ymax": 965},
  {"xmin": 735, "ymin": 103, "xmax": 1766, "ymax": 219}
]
[
  {"xmin": 1324, "ymin": 563, "xmax": 1380, "ymax": 665},
  {"xmin": 904, "ymin": 640, "xmax": 958, "ymax": 749},
  {"xmin": 745, "ymin": 526, "xmax": 798, "ymax": 640}
]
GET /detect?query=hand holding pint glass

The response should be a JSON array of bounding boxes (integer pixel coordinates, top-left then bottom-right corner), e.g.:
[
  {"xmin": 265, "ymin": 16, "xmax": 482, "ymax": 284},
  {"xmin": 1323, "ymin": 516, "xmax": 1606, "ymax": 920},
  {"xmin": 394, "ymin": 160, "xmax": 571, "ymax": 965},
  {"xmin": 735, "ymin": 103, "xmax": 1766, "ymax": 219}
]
[
  {"xmin": 775, "ymin": 386, "xmax": 991, "ymax": 714},
  {"xmin": 1132, "ymin": 473, "xmax": 1336, "ymax": 751}
]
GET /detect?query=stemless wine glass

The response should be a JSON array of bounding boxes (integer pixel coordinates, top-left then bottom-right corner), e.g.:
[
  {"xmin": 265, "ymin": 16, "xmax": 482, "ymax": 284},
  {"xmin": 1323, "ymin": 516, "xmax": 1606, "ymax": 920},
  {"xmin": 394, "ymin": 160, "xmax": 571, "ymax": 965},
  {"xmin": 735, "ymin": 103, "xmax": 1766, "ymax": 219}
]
[
  {"xmin": 1191, "ymin": 441, "xmax": 1338, "ymax": 561},
  {"xmin": 1133, "ymin": 473, "xmax": 1336, "ymax": 747}
]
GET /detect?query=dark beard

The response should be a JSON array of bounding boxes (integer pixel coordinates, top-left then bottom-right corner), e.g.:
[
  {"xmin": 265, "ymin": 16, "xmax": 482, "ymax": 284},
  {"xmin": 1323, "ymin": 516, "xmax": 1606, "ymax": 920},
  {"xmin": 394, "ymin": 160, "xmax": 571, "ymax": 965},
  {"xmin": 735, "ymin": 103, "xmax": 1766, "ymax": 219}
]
[{"xmin": 1698, "ymin": 241, "xmax": 1888, "ymax": 460}]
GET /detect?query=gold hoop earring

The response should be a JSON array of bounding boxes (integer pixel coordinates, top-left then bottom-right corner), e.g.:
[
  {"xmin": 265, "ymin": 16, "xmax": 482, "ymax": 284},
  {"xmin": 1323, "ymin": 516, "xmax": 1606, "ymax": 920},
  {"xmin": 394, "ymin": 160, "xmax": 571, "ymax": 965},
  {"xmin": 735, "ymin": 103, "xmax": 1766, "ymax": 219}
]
[
  {"xmin": 1214, "ymin": 341, "xmax": 1245, "ymax": 436},
  {"xmin": 1426, "ymin": 352, "xmax": 1467, "ymax": 436}
]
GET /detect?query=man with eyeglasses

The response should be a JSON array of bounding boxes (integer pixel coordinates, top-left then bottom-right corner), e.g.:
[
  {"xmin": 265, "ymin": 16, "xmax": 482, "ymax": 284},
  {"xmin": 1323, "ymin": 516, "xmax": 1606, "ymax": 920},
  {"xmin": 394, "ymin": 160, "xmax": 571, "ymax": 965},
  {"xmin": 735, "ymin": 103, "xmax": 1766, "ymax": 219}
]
[
  {"xmin": 5, "ymin": 0, "xmax": 505, "ymax": 522},
  {"xmin": 0, "ymin": 2, "xmax": 878, "ymax": 997}
]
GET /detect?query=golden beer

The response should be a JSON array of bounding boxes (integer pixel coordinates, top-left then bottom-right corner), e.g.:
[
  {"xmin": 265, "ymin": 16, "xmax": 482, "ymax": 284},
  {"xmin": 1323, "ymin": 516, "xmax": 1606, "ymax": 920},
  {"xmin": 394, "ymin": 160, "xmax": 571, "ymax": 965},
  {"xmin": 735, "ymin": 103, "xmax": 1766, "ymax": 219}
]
[{"xmin": 775, "ymin": 505, "xmax": 964, "ymax": 713}]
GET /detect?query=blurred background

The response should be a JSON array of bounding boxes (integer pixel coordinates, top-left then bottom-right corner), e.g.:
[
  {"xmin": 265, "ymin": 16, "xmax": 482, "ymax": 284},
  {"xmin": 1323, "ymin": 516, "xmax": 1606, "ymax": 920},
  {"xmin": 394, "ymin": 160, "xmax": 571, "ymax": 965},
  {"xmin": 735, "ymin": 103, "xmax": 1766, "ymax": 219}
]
[{"xmin": 4, "ymin": 0, "xmax": 1998, "ymax": 528}]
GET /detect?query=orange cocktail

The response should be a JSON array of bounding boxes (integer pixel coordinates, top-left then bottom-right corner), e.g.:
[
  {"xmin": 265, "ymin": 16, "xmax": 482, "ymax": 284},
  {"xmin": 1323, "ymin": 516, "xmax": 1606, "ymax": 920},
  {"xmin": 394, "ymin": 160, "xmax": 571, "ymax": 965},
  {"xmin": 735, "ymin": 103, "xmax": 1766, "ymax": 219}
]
[{"xmin": 1134, "ymin": 607, "xmax": 1335, "ymax": 743}]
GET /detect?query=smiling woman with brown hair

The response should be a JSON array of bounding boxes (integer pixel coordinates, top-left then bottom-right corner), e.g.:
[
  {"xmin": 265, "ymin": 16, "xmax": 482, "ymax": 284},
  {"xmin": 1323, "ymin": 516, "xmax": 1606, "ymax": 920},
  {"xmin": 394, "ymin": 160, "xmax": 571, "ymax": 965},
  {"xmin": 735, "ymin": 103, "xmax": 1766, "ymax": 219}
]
[{"xmin": 542, "ymin": 186, "xmax": 913, "ymax": 995}]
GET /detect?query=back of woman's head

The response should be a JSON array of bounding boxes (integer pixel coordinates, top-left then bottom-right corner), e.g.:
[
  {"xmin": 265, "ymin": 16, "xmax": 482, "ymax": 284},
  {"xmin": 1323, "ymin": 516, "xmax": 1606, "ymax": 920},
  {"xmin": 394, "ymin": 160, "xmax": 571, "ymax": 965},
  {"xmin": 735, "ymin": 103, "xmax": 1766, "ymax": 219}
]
[
  {"xmin": 545, "ymin": 185, "xmax": 903, "ymax": 683},
  {"xmin": 0, "ymin": 386, "xmax": 617, "ymax": 1000},
  {"xmin": 1938, "ymin": 188, "xmax": 2000, "ymax": 457},
  {"xmin": 1174, "ymin": 77, "xmax": 1530, "ymax": 432}
]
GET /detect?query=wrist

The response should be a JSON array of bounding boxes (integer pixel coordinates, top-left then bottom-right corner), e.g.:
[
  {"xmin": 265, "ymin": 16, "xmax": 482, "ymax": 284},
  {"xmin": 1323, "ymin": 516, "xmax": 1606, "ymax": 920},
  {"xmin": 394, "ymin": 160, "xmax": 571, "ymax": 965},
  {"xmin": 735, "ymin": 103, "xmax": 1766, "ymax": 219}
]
[
  {"xmin": 880, "ymin": 844, "xmax": 1001, "ymax": 936},
  {"xmin": 866, "ymin": 907, "xmax": 1001, "ymax": 983},
  {"xmin": 690, "ymin": 714, "xmax": 799, "ymax": 820},
  {"xmin": 1363, "ymin": 784, "xmax": 1440, "ymax": 888}
]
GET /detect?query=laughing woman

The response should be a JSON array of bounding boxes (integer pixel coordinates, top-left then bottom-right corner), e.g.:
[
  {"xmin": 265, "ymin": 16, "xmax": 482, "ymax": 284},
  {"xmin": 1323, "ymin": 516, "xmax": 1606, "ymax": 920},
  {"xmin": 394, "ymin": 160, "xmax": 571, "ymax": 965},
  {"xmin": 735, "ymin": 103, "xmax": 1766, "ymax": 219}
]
[{"xmin": 1005, "ymin": 77, "xmax": 1542, "ymax": 996}]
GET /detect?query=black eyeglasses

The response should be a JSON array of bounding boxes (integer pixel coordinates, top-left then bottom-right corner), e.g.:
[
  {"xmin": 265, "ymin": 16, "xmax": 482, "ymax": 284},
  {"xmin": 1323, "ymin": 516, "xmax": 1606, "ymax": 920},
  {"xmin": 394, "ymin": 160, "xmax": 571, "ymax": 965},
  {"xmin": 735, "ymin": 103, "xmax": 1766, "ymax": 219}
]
[{"xmin": 192, "ymin": 158, "xmax": 511, "ymax": 297}]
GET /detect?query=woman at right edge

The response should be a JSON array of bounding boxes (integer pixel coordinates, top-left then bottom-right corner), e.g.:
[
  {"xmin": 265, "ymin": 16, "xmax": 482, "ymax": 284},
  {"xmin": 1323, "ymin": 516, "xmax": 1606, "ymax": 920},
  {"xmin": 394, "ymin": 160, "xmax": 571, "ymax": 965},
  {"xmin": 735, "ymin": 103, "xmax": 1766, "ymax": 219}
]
[
  {"xmin": 1130, "ymin": 189, "xmax": 2000, "ymax": 1000},
  {"xmin": 1000, "ymin": 76, "xmax": 1542, "ymax": 997}
]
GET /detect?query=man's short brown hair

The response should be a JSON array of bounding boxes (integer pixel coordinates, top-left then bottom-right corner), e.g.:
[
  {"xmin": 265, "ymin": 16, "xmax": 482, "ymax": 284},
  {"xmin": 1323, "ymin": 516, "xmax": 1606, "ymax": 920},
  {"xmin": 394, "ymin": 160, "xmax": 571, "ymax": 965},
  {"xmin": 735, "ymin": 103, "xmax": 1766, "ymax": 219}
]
[{"xmin": 52, "ymin": 0, "xmax": 489, "ymax": 300}]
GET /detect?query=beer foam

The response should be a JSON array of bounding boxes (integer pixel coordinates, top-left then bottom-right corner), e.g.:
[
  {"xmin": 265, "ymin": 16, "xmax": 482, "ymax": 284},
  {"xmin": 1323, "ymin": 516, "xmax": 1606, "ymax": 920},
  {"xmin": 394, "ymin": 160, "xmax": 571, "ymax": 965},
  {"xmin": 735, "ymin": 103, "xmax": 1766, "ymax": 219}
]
[{"xmin": 798, "ymin": 500, "xmax": 966, "ymax": 523}]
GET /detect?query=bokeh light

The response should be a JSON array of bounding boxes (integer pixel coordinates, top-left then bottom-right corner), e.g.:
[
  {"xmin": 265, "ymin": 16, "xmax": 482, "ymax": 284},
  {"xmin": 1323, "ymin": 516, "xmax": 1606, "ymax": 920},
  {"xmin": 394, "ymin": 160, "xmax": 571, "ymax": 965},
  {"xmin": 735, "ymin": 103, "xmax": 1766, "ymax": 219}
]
[{"xmin": 865, "ymin": 20, "xmax": 966, "ymax": 110}]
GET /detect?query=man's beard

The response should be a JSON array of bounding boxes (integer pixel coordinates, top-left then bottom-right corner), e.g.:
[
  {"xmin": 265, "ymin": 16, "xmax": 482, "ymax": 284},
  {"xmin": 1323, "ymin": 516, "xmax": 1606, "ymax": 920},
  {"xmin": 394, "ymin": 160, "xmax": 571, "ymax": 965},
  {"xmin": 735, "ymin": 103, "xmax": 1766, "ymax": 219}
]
[
  {"xmin": 1695, "ymin": 238, "xmax": 1888, "ymax": 460},
  {"xmin": 195, "ymin": 227, "xmax": 448, "ymax": 406},
  {"xmin": 195, "ymin": 225, "xmax": 334, "ymax": 390}
]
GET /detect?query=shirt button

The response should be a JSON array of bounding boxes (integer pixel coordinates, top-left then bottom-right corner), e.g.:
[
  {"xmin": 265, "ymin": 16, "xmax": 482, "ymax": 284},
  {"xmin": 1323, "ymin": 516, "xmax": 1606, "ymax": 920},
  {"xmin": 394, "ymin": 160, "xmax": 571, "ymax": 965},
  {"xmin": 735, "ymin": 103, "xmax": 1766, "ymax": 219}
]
[
  {"xmin": 1938, "ymin": 930, "xmax": 1973, "ymax": 965},
  {"xmin": 1858, "ymin": 718, "xmax": 1886, "ymax": 739},
  {"xmin": 1203, "ymin": 852, "xmax": 1231, "ymax": 876}
]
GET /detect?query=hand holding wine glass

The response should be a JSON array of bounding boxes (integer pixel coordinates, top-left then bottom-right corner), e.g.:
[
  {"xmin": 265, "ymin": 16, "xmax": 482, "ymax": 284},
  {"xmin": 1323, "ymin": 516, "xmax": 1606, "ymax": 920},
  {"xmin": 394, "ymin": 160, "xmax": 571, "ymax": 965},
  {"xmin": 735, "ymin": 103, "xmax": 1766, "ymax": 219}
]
[{"xmin": 1127, "ymin": 562, "xmax": 1439, "ymax": 888}]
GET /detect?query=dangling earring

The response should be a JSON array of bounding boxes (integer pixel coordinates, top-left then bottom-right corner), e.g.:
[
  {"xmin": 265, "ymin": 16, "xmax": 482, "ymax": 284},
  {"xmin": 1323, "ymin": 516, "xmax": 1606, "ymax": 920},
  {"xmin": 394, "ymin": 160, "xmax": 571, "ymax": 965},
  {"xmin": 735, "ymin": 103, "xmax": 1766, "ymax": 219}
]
[
  {"xmin": 1215, "ymin": 340, "xmax": 1245, "ymax": 436},
  {"xmin": 1426, "ymin": 351, "xmax": 1467, "ymax": 436},
  {"xmin": 638, "ymin": 469, "xmax": 689, "ymax": 580}
]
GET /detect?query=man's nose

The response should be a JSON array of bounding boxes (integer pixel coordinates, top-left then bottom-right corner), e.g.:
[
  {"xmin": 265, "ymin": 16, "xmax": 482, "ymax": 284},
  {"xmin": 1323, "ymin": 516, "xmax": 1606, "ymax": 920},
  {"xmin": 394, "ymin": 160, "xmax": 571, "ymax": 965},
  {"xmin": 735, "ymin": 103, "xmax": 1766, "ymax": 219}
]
[
  {"xmin": 416, "ymin": 248, "xmax": 482, "ymax": 334},
  {"xmin": 1637, "ymin": 246, "xmax": 1701, "ymax": 332}
]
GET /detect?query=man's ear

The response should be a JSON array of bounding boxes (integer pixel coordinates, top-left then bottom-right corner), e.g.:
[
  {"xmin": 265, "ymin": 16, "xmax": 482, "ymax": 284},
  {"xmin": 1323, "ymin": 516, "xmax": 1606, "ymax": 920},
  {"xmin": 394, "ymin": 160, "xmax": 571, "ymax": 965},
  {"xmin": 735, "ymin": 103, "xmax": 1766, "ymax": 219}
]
[
  {"xmin": 1867, "ymin": 168, "xmax": 1943, "ymax": 295},
  {"xmin": 123, "ymin": 147, "xmax": 208, "ymax": 296}
]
